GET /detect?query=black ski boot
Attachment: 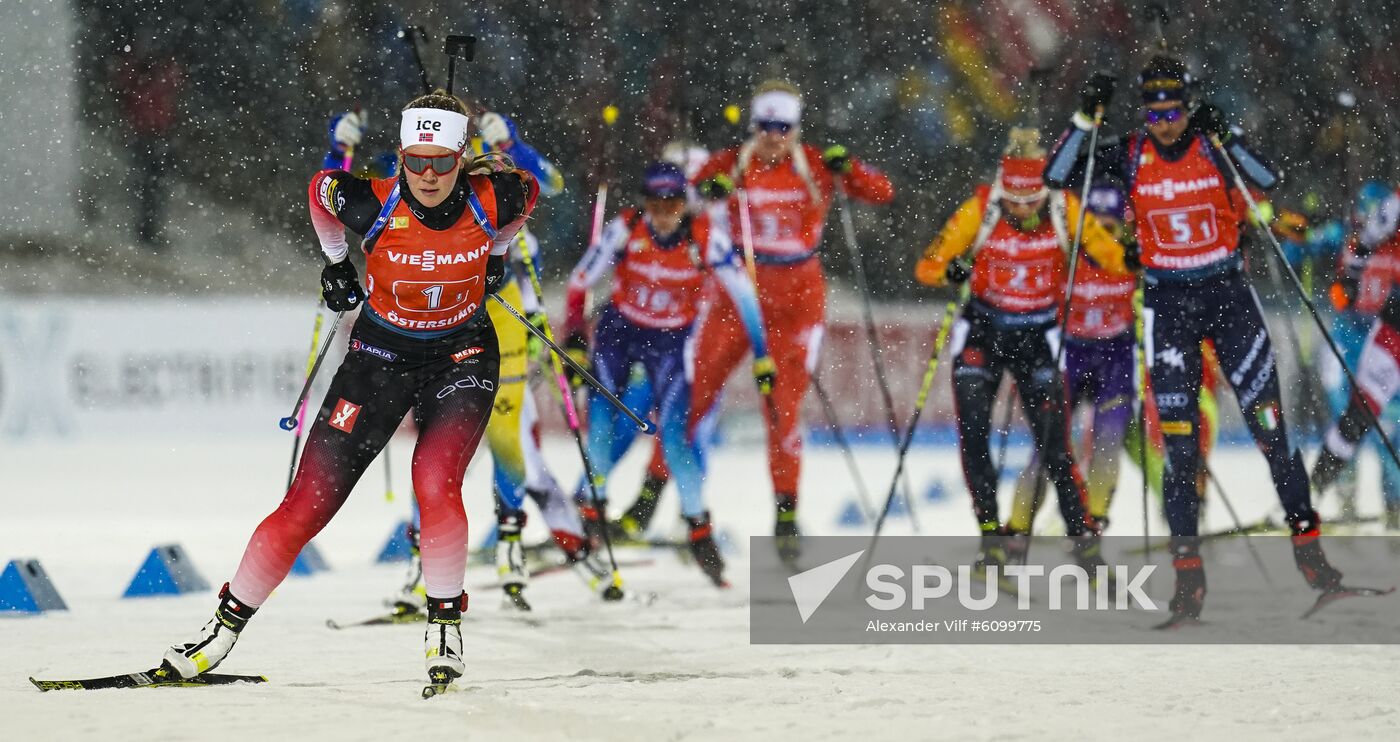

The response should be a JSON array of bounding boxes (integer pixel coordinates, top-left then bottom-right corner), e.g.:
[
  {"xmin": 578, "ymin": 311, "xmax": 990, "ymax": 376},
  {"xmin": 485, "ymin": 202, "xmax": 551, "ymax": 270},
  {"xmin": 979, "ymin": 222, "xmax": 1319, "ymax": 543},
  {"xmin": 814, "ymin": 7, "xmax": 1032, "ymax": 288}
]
[
  {"xmin": 775, "ymin": 494, "xmax": 801, "ymax": 569},
  {"xmin": 386, "ymin": 523, "xmax": 426, "ymax": 616},
  {"xmin": 973, "ymin": 525, "xmax": 1010, "ymax": 569},
  {"xmin": 1310, "ymin": 446, "xmax": 1349, "ymax": 494},
  {"xmin": 1072, "ymin": 530, "xmax": 1115, "ymax": 592},
  {"xmin": 973, "ymin": 526, "xmax": 1026, "ymax": 595},
  {"xmin": 1157, "ymin": 537, "xmax": 1206, "ymax": 629},
  {"xmin": 496, "ymin": 509, "xmax": 531, "ymax": 611},
  {"xmin": 578, "ymin": 502, "xmax": 607, "ymax": 553},
  {"xmin": 686, "ymin": 512, "xmax": 728, "ymax": 588},
  {"xmin": 611, "ymin": 474, "xmax": 668, "ymax": 541},
  {"xmin": 1005, "ymin": 529, "xmax": 1030, "ymax": 566},
  {"xmin": 1289, "ymin": 511, "xmax": 1343, "ymax": 591}
]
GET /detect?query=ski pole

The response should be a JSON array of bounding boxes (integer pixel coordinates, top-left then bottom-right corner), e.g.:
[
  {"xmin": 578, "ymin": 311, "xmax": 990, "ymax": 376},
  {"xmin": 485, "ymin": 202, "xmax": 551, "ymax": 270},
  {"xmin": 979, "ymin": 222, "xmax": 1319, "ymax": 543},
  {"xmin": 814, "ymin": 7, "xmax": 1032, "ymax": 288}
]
[
  {"xmin": 991, "ymin": 381, "xmax": 1019, "ymax": 482},
  {"xmin": 869, "ymin": 291, "xmax": 962, "ymax": 543},
  {"xmin": 1031, "ymin": 108, "xmax": 1105, "ymax": 511},
  {"xmin": 286, "ymin": 306, "xmax": 326, "ymax": 487},
  {"xmin": 835, "ymin": 185, "xmax": 921, "ymax": 530},
  {"xmin": 443, "ymin": 34, "xmax": 475, "ymax": 96},
  {"xmin": 279, "ymin": 310, "xmax": 345, "ymax": 431},
  {"xmin": 284, "ymin": 94, "xmax": 366, "ymax": 479},
  {"xmin": 1203, "ymin": 462, "xmax": 1275, "ymax": 588},
  {"xmin": 730, "ymin": 174, "xmax": 783, "ymax": 429},
  {"xmin": 589, "ymin": 105, "xmax": 620, "ymax": 247},
  {"xmin": 399, "ymin": 25, "xmax": 433, "ymax": 94},
  {"xmin": 812, "ymin": 373, "xmax": 878, "ymax": 521},
  {"xmin": 285, "ymin": 124, "xmax": 359, "ymax": 439},
  {"xmin": 1134, "ymin": 279, "xmax": 1151, "ymax": 557},
  {"xmin": 510, "ymin": 232, "xmax": 632, "ymax": 599},
  {"xmin": 1207, "ymin": 133, "xmax": 1400, "ymax": 473},
  {"xmin": 1146, "ymin": 2, "xmax": 1170, "ymax": 51},
  {"xmin": 735, "ymin": 186, "xmax": 759, "ymax": 284},
  {"xmin": 490, "ymin": 293, "xmax": 654, "ymax": 436},
  {"xmin": 1254, "ymin": 224, "xmax": 1328, "ymax": 440},
  {"xmin": 382, "ymin": 440, "xmax": 395, "ymax": 503}
]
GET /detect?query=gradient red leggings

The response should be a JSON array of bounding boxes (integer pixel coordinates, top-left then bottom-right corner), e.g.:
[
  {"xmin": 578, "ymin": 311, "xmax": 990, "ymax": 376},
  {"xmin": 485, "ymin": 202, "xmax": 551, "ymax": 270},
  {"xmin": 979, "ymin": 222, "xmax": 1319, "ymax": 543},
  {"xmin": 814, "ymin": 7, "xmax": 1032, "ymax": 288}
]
[
  {"xmin": 230, "ymin": 330, "xmax": 499, "ymax": 605},
  {"xmin": 689, "ymin": 265, "xmax": 825, "ymax": 500}
]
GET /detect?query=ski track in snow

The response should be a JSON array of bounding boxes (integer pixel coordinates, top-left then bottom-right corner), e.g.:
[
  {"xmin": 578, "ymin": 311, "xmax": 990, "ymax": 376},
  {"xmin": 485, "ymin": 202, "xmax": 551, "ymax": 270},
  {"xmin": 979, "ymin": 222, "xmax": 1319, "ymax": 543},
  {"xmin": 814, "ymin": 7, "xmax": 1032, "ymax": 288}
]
[{"xmin": 2, "ymin": 438, "xmax": 1398, "ymax": 741}]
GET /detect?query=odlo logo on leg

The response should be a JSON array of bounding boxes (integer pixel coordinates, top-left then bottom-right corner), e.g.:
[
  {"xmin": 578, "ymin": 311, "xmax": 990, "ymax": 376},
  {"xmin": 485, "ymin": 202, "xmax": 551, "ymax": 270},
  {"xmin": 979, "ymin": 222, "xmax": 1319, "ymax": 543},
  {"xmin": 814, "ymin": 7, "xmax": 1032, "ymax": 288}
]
[{"xmin": 329, "ymin": 399, "xmax": 361, "ymax": 433}]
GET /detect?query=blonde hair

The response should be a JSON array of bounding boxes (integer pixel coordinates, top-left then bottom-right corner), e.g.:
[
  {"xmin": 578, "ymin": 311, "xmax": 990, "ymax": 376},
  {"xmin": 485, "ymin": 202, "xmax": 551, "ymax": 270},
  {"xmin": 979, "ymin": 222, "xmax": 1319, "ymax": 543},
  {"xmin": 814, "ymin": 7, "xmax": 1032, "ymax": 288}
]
[
  {"xmin": 401, "ymin": 89, "xmax": 513, "ymax": 175},
  {"xmin": 753, "ymin": 78, "xmax": 801, "ymax": 99},
  {"xmin": 1003, "ymin": 127, "xmax": 1046, "ymax": 159},
  {"xmin": 404, "ymin": 89, "xmax": 470, "ymax": 116}
]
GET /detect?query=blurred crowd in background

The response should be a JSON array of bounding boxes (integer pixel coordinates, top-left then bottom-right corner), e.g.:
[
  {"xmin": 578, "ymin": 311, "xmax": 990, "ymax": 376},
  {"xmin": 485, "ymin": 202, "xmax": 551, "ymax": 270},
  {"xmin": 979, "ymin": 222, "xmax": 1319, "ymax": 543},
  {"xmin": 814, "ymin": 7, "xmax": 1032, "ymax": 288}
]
[{"xmin": 74, "ymin": 0, "xmax": 1399, "ymax": 297}]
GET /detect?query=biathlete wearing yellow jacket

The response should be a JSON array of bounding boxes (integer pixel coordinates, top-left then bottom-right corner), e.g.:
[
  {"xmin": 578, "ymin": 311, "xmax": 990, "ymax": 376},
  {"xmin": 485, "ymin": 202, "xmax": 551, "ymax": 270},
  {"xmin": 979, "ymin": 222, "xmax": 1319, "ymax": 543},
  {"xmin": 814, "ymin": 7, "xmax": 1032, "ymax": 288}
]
[
  {"xmin": 470, "ymin": 116, "xmax": 599, "ymax": 596},
  {"xmin": 915, "ymin": 129, "xmax": 1127, "ymax": 562}
]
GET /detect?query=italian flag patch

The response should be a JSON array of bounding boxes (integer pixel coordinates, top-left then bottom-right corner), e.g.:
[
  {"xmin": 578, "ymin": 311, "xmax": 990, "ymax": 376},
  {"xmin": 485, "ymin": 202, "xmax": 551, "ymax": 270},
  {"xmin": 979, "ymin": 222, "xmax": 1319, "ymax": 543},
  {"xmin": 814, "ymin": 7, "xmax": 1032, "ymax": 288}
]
[{"xmin": 1257, "ymin": 404, "xmax": 1280, "ymax": 431}]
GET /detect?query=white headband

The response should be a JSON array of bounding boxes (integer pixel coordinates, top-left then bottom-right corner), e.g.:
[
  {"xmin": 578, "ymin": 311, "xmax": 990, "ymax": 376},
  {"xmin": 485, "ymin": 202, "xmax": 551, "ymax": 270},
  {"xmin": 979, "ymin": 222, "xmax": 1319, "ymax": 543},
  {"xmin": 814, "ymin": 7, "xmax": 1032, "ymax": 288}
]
[
  {"xmin": 400, "ymin": 107, "xmax": 471, "ymax": 151},
  {"xmin": 750, "ymin": 90, "xmax": 801, "ymax": 126}
]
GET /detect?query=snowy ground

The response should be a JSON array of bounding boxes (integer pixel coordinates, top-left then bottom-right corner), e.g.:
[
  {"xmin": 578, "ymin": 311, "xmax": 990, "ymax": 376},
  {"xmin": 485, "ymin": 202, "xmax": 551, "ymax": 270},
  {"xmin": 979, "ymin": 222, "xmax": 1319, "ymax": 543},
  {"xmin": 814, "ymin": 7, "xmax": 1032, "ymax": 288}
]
[{"xmin": 3, "ymin": 435, "xmax": 1398, "ymax": 741}]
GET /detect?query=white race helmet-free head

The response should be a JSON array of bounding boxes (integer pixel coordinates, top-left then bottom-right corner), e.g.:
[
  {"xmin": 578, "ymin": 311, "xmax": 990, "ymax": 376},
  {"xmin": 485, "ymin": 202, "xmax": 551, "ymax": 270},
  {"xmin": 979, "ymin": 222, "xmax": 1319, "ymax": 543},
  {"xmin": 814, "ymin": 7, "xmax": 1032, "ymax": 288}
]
[{"xmin": 749, "ymin": 80, "xmax": 802, "ymax": 129}]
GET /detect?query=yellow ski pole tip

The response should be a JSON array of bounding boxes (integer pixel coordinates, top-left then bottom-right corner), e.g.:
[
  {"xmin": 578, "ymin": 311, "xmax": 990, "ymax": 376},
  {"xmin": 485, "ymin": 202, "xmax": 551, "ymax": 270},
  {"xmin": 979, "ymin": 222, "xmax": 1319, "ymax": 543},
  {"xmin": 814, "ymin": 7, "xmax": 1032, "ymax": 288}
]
[
  {"xmin": 723, "ymin": 104, "xmax": 741, "ymax": 125},
  {"xmin": 602, "ymin": 105, "xmax": 619, "ymax": 125}
]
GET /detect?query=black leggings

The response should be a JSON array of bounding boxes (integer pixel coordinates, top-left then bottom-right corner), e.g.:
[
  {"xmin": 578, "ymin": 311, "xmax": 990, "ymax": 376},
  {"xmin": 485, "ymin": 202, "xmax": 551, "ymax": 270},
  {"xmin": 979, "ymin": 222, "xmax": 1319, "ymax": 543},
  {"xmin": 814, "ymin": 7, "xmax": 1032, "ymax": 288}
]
[
  {"xmin": 1145, "ymin": 269, "xmax": 1312, "ymax": 536},
  {"xmin": 949, "ymin": 307, "xmax": 1091, "ymax": 536}
]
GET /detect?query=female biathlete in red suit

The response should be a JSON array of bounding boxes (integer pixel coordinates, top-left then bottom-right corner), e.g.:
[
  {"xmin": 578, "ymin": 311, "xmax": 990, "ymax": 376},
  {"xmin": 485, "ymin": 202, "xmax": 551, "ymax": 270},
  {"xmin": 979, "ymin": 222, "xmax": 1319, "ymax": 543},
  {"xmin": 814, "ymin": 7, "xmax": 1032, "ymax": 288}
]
[
  {"xmin": 162, "ymin": 90, "xmax": 538, "ymax": 685},
  {"xmin": 691, "ymin": 80, "xmax": 893, "ymax": 565}
]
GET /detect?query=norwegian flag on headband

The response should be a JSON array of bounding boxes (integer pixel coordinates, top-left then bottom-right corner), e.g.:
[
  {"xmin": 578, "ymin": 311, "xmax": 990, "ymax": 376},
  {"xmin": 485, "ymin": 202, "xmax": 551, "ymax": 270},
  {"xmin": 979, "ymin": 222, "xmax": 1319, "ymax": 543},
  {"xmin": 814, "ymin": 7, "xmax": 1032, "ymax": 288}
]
[
  {"xmin": 1000, "ymin": 156, "xmax": 1046, "ymax": 191},
  {"xmin": 750, "ymin": 90, "xmax": 801, "ymax": 125}
]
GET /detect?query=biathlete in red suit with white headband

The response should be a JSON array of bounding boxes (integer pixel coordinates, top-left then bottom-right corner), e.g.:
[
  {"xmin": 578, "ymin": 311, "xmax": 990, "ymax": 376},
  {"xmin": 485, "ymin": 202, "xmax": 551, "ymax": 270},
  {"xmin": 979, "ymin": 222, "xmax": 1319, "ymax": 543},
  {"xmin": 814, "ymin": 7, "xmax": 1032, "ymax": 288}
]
[
  {"xmin": 691, "ymin": 79, "xmax": 893, "ymax": 567},
  {"xmin": 161, "ymin": 90, "xmax": 538, "ymax": 686}
]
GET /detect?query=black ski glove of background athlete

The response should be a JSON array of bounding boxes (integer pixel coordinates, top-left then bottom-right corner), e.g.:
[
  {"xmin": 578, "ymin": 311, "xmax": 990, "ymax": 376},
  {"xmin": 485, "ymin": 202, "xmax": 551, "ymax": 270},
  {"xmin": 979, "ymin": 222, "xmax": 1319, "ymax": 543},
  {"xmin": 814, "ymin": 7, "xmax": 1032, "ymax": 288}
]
[
  {"xmin": 1079, "ymin": 73, "xmax": 1116, "ymax": 118},
  {"xmin": 1122, "ymin": 232, "xmax": 1143, "ymax": 272},
  {"xmin": 563, "ymin": 330, "xmax": 589, "ymax": 388},
  {"xmin": 320, "ymin": 259, "xmax": 365, "ymax": 312},
  {"xmin": 1190, "ymin": 101, "xmax": 1231, "ymax": 141},
  {"xmin": 946, "ymin": 259, "xmax": 972, "ymax": 285}
]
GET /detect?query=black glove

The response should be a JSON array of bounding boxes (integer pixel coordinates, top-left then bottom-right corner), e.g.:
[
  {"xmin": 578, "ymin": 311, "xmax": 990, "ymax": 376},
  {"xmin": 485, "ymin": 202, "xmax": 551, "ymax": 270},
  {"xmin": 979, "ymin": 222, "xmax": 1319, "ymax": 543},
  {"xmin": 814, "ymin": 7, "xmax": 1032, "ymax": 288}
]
[
  {"xmin": 1079, "ymin": 73, "xmax": 1116, "ymax": 118},
  {"xmin": 752, "ymin": 355, "xmax": 778, "ymax": 395},
  {"xmin": 564, "ymin": 330, "xmax": 590, "ymax": 388},
  {"xmin": 822, "ymin": 145, "xmax": 852, "ymax": 174},
  {"xmin": 1122, "ymin": 234, "xmax": 1143, "ymax": 272},
  {"xmin": 484, "ymin": 254, "xmax": 507, "ymax": 296},
  {"xmin": 945, "ymin": 259, "xmax": 972, "ymax": 285},
  {"xmin": 698, "ymin": 174, "xmax": 734, "ymax": 200},
  {"xmin": 1190, "ymin": 101, "xmax": 1230, "ymax": 141},
  {"xmin": 320, "ymin": 259, "xmax": 365, "ymax": 312}
]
